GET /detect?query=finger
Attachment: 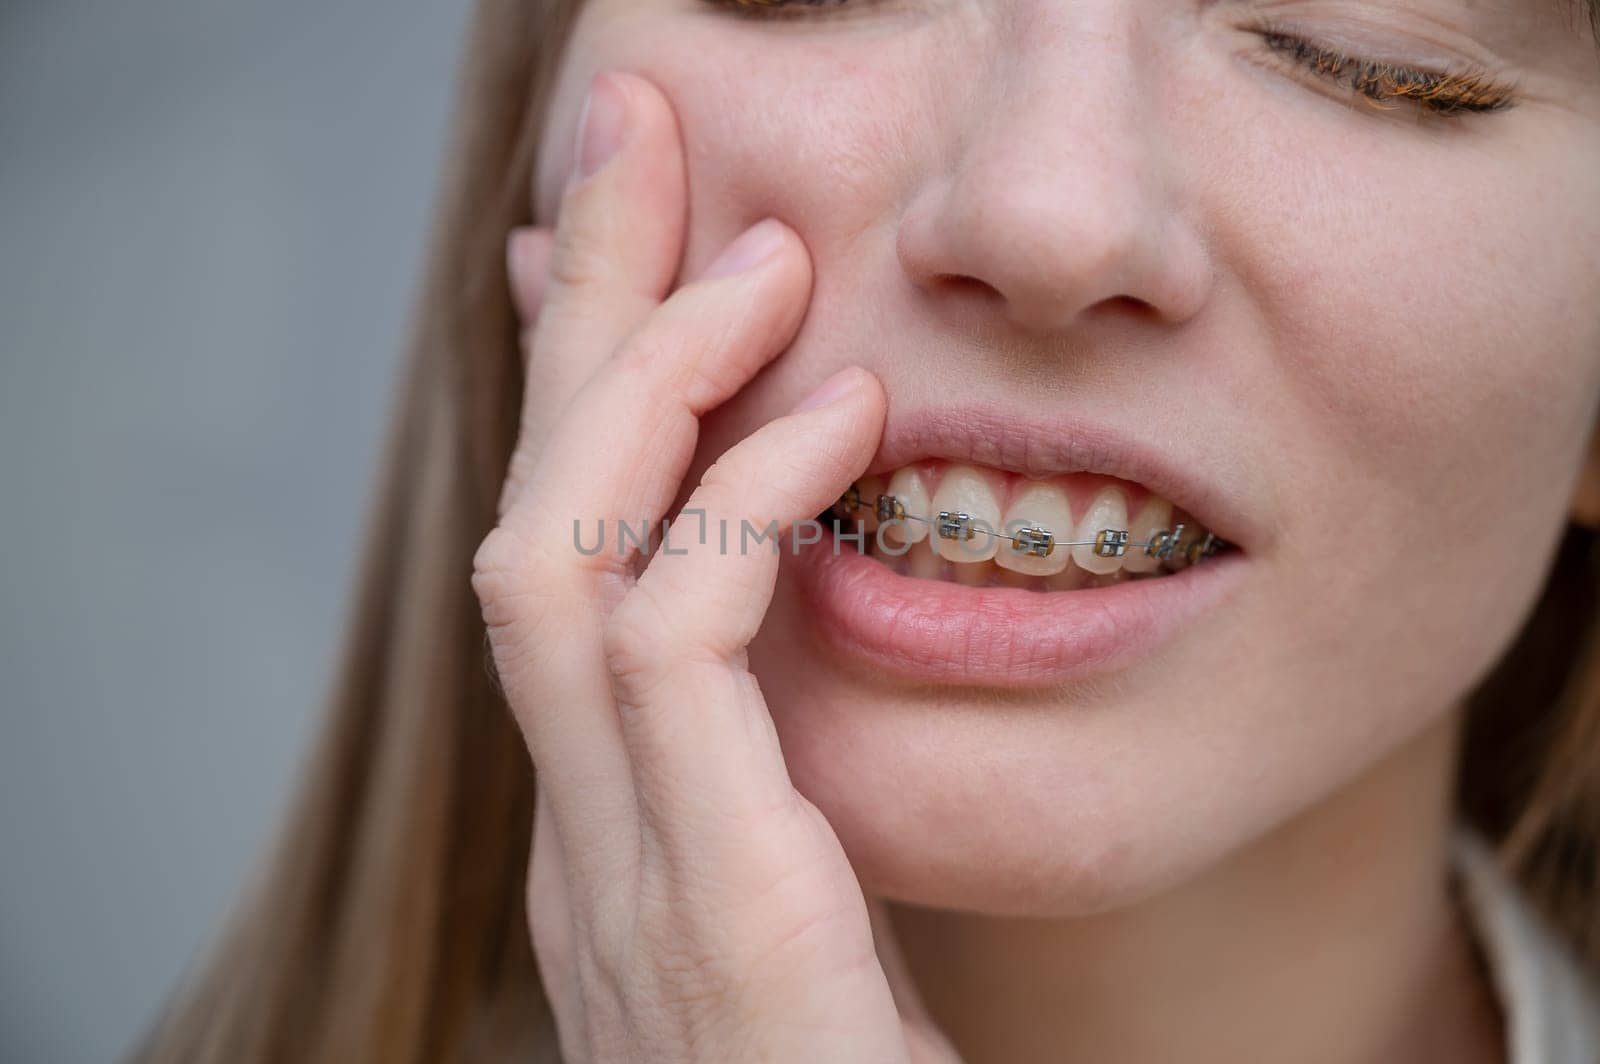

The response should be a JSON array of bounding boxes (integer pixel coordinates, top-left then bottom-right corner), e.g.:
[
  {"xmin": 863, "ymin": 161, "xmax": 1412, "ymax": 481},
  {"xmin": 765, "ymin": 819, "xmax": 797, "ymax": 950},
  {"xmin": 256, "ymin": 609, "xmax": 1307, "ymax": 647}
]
[
  {"xmin": 497, "ymin": 68, "xmax": 688, "ymax": 521},
  {"xmin": 508, "ymin": 226, "xmax": 555, "ymax": 331},
  {"xmin": 475, "ymin": 216, "xmax": 811, "ymax": 858},
  {"xmin": 499, "ymin": 225, "xmax": 558, "ymax": 522},
  {"xmin": 528, "ymin": 781, "xmax": 589, "ymax": 1064},
  {"xmin": 864, "ymin": 899, "xmax": 931, "ymax": 1025},
  {"xmin": 603, "ymin": 367, "xmax": 886, "ymax": 836},
  {"xmin": 512, "ymin": 214, "xmax": 807, "ymax": 566},
  {"xmin": 864, "ymin": 898, "xmax": 963, "ymax": 1060},
  {"xmin": 517, "ymin": 69, "xmax": 689, "ymax": 468}
]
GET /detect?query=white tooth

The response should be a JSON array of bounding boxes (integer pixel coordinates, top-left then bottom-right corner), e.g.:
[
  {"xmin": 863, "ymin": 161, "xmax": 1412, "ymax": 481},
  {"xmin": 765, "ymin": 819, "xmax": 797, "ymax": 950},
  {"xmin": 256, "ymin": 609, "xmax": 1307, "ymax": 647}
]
[
  {"xmin": 1122, "ymin": 496, "xmax": 1173, "ymax": 574},
  {"xmin": 930, "ymin": 464, "xmax": 1000, "ymax": 564},
  {"xmin": 1070, "ymin": 486, "xmax": 1129, "ymax": 575},
  {"xmin": 995, "ymin": 481, "xmax": 1073, "ymax": 577},
  {"xmin": 906, "ymin": 536, "xmax": 944, "ymax": 581},
  {"xmin": 886, "ymin": 467, "xmax": 932, "ymax": 544}
]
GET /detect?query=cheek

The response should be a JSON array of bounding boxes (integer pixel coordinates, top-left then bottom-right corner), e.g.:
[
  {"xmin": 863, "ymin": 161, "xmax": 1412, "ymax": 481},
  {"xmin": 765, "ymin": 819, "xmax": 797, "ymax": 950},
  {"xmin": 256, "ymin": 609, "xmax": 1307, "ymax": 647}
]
[
  {"xmin": 1205, "ymin": 97, "xmax": 1600, "ymax": 631},
  {"xmin": 536, "ymin": 10, "xmax": 937, "ymax": 258},
  {"xmin": 1171, "ymin": 102, "xmax": 1600, "ymax": 784},
  {"xmin": 538, "ymin": 11, "xmax": 966, "ymax": 474},
  {"xmin": 1217, "ymin": 112, "xmax": 1600, "ymax": 535}
]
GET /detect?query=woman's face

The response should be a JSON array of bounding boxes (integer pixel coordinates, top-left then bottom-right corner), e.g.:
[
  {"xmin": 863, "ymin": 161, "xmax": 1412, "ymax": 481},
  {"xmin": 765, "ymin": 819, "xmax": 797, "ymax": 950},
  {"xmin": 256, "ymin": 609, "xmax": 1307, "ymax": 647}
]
[{"xmin": 534, "ymin": 0, "xmax": 1600, "ymax": 913}]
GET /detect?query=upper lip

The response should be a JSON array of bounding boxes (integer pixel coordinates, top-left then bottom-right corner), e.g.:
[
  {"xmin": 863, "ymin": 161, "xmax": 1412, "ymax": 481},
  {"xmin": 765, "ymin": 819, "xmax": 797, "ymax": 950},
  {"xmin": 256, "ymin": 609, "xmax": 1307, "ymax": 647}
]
[{"xmin": 863, "ymin": 404, "xmax": 1263, "ymax": 552}]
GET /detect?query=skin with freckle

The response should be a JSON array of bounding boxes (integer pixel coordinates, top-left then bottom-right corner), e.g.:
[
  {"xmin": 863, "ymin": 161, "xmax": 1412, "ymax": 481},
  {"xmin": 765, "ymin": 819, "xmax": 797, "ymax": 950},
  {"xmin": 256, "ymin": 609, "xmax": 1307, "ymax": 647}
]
[{"xmin": 528, "ymin": 0, "xmax": 1600, "ymax": 925}]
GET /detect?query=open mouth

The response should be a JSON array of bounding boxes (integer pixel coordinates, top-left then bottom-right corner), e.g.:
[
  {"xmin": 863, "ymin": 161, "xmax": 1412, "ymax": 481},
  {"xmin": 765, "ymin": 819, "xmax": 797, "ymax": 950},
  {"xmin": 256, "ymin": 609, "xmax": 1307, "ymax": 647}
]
[
  {"xmin": 791, "ymin": 452, "xmax": 1248, "ymax": 685},
  {"xmin": 821, "ymin": 461, "xmax": 1237, "ymax": 591}
]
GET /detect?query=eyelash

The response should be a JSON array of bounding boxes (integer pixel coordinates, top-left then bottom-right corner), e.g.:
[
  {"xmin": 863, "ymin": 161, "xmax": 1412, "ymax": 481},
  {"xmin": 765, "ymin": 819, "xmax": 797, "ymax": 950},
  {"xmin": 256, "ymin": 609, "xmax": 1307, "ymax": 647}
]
[
  {"xmin": 1249, "ymin": 18, "xmax": 1518, "ymax": 117},
  {"xmin": 705, "ymin": 0, "xmax": 852, "ymax": 12},
  {"xmin": 699, "ymin": 0, "xmax": 1521, "ymax": 118}
]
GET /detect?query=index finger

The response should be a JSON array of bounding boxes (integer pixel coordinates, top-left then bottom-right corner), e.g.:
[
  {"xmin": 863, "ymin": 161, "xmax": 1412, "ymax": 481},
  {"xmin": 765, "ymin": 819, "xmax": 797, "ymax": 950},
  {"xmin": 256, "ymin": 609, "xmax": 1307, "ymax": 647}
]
[{"xmin": 518, "ymin": 70, "xmax": 689, "ymax": 466}]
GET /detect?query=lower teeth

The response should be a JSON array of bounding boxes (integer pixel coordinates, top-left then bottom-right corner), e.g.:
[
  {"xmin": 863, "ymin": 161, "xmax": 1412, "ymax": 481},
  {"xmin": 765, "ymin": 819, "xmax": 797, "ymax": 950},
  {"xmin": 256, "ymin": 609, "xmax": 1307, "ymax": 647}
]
[{"xmin": 852, "ymin": 534, "xmax": 1171, "ymax": 591}]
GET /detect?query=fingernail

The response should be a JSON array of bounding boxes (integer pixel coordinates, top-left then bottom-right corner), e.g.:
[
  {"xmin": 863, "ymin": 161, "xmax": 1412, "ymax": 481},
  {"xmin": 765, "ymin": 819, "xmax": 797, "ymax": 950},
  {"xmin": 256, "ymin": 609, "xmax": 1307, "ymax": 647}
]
[
  {"xmin": 702, "ymin": 218, "xmax": 785, "ymax": 280},
  {"xmin": 792, "ymin": 367, "xmax": 867, "ymax": 414},
  {"xmin": 576, "ymin": 72, "xmax": 630, "ymax": 179}
]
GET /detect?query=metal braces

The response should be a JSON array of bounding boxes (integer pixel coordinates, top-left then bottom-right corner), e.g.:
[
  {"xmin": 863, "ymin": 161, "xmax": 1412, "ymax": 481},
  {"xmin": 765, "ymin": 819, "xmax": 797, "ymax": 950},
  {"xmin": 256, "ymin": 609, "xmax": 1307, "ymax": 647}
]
[{"xmin": 833, "ymin": 488, "xmax": 1230, "ymax": 566}]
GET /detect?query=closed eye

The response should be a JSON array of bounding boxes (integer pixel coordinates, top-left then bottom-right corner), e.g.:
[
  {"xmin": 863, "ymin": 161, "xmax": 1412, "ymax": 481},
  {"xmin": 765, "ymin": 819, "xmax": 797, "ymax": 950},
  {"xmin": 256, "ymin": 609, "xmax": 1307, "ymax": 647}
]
[
  {"xmin": 700, "ymin": 0, "xmax": 862, "ymax": 17},
  {"xmin": 698, "ymin": 0, "xmax": 1522, "ymax": 118},
  {"xmin": 1250, "ymin": 21, "xmax": 1520, "ymax": 117}
]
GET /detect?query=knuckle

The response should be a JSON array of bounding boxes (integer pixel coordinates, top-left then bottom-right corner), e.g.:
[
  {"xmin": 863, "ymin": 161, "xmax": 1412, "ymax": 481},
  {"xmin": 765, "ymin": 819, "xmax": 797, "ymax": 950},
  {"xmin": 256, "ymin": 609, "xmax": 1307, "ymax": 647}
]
[
  {"xmin": 470, "ymin": 524, "xmax": 563, "ymax": 634},
  {"xmin": 703, "ymin": 441, "xmax": 821, "ymax": 516},
  {"xmin": 655, "ymin": 285, "xmax": 745, "ymax": 350},
  {"xmin": 609, "ymin": 298, "xmax": 743, "ymax": 409},
  {"xmin": 692, "ymin": 467, "xmax": 759, "ymax": 529},
  {"xmin": 694, "ymin": 453, "xmax": 742, "ymax": 497},
  {"xmin": 601, "ymin": 584, "xmax": 682, "ymax": 698},
  {"xmin": 693, "ymin": 463, "xmax": 787, "ymax": 543},
  {"xmin": 547, "ymin": 195, "xmax": 614, "ymax": 293},
  {"xmin": 608, "ymin": 328, "xmax": 686, "ymax": 401},
  {"xmin": 471, "ymin": 526, "xmax": 532, "ymax": 607}
]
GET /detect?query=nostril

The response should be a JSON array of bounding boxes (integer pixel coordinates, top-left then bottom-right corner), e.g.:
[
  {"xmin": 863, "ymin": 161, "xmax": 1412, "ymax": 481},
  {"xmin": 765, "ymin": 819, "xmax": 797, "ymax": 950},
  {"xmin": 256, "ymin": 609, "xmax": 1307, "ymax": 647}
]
[
  {"xmin": 1101, "ymin": 293, "xmax": 1161, "ymax": 321},
  {"xmin": 931, "ymin": 274, "xmax": 1158, "ymax": 325},
  {"xmin": 933, "ymin": 272, "xmax": 998, "ymax": 296}
]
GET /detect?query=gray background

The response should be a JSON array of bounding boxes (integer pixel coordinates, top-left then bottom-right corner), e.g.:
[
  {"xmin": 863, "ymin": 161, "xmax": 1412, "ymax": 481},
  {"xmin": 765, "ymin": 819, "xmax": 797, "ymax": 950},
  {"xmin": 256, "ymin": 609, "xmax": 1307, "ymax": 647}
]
[{"xmin": 1, "ymin": 1, "xmax": 476, "ymax": 1059}]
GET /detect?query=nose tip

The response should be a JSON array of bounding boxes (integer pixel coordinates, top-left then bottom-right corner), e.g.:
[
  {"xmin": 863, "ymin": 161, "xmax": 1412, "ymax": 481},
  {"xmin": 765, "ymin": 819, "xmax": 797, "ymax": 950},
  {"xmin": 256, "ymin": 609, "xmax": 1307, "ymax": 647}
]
[{"xmin": 898, "ymin": 172, "xmax": 1212, "ymax": 333}]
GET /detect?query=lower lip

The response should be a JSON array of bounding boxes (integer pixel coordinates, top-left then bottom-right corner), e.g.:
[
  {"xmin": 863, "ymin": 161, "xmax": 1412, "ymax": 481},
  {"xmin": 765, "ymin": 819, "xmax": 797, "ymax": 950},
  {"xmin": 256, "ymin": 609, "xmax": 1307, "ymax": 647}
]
[{"xmin": 790, "ymin": 537, "xmax": 1248, "ymax": 687}]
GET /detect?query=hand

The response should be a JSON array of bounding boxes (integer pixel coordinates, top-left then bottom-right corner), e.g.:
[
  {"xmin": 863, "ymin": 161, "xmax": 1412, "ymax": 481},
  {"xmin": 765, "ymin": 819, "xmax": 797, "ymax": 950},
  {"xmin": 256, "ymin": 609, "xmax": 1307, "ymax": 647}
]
[{"xmin": 472, "ymin": 70, "xmax": 964, "ymax": 1064}]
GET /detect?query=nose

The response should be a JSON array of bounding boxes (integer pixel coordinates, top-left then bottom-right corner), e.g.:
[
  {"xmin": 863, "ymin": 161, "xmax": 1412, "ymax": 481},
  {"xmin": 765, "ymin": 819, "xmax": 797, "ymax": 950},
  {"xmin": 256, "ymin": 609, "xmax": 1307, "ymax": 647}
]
[{"xmin": 896, "ymin": 12, "xmax": 1213, "ymax": 334}]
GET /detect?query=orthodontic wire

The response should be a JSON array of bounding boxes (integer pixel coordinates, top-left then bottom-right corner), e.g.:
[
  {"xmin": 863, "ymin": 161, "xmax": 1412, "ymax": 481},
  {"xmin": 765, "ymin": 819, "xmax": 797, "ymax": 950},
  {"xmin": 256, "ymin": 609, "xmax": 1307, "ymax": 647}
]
[{"xmin": 831, "ymin": 486, "xmax": 1231, "ymax": 564}]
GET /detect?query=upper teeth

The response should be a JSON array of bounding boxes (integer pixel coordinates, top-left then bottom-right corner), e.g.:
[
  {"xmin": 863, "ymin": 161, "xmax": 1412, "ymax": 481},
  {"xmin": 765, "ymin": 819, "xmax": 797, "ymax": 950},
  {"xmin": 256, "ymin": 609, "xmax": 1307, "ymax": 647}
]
[
  {"xmin": 931, "ymin": 465, "xmax": 998, "ymax": 563},
  {"xmin": 995, "ymin": 479, "xmax": 1074, "ymax": 576},
  {"xmin": 833, "ymin": 462, "xmax": 1229, "ymax": 580},
  {"xmin": 1123, "ymin": 495, "xmax": 1174, "ymax": 574}
]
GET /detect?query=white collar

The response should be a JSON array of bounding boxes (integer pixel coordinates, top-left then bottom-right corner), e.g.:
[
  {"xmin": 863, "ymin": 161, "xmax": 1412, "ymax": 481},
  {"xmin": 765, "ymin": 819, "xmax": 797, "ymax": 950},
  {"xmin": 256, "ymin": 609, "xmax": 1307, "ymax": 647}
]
[{"xmin": 1451, "ymin": 824, "xmax": 1600, "ymax": 1064}]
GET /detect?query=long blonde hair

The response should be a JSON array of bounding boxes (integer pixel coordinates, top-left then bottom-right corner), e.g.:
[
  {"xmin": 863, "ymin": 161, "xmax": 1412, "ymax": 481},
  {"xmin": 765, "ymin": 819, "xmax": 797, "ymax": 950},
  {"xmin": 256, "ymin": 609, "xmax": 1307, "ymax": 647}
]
[{"xmin": 133, "ymin": 1, "xmax": 1600, "ymax": 1060}]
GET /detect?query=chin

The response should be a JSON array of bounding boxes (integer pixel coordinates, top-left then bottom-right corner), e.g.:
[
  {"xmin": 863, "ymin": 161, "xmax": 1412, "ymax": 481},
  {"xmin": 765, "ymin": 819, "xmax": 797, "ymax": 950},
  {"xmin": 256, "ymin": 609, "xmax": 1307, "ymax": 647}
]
[{"xmin": 747, "ymin": 572, "xmax": 1270, "ymax": 919}]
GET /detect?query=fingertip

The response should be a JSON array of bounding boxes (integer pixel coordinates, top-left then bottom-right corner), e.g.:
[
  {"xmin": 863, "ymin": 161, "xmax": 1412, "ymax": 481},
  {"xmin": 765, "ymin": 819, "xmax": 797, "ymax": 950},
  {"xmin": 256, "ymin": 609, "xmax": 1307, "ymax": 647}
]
[
  {"xmin": 700, "ymin": 218, "xmax": 790, "ymax": 282},
  {"xmin": 508, "ymin": 226, "xmax": 555, "ymax": 321},
  {"xmin": 789, "ymin": 367, "xmax": 887, "ymax": 478},
  {"xmin": 575, "ymin": 71, "xmax": 633, "ymax": 181},
  {"xmin": 790, "ymin": 366, "xmax": 882, "ymax": 415}
]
